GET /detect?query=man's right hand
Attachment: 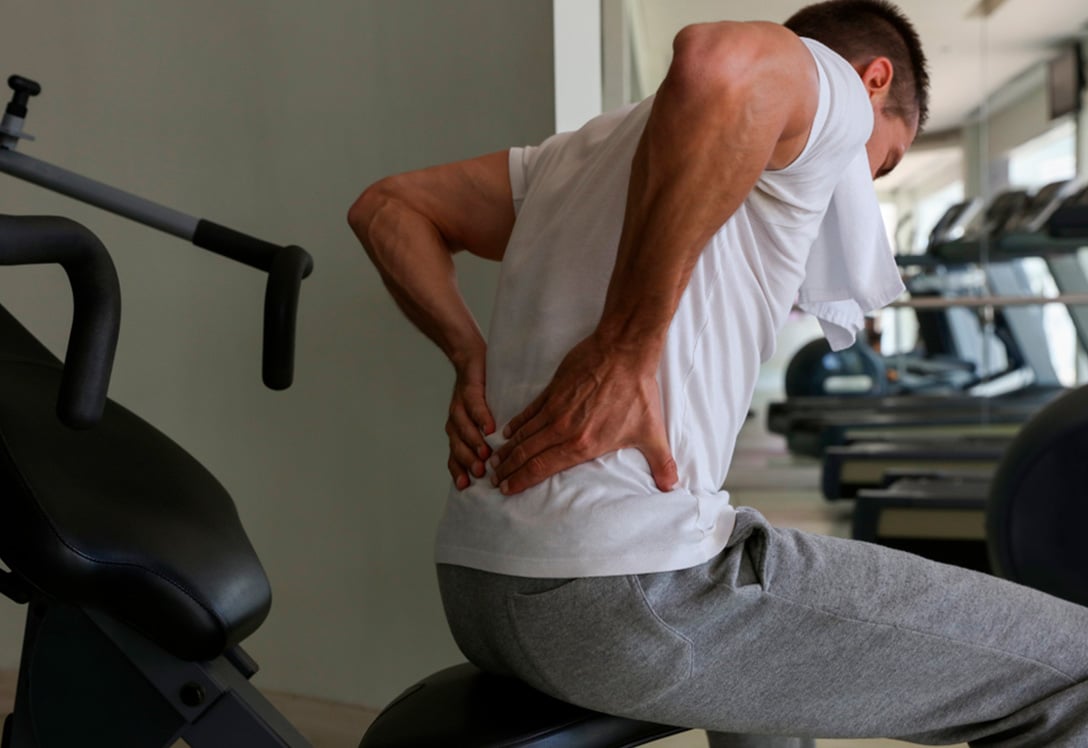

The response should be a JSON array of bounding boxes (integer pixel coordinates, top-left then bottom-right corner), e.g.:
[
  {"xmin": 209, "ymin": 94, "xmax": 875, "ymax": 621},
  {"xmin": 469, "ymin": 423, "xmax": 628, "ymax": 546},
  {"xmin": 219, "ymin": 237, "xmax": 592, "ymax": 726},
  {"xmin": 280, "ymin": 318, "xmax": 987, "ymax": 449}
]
[
  {"xmin": 447, "ymin": 352, "xmax": 495, "ymax": 490},
  {"xmin": 488, "ymin": 333, "xmax": 678, "ymax": 495}
]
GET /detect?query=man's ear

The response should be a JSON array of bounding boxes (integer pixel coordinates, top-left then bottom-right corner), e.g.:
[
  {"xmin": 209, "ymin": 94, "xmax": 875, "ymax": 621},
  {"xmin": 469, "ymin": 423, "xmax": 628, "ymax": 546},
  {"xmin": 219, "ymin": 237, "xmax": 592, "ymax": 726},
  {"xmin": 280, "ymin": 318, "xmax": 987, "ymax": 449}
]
[{"xmin": 858, "ymin": 56, "xmax": 894, "ymax": 102}]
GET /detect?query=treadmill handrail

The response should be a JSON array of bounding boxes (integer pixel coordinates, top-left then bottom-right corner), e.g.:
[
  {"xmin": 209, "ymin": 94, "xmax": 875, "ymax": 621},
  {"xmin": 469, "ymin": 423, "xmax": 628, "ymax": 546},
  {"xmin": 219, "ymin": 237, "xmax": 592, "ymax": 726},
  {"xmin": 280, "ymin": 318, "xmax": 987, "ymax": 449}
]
[{"xmin": 888, "ymin": 293, "xmax": 1088, "ymax": 310}]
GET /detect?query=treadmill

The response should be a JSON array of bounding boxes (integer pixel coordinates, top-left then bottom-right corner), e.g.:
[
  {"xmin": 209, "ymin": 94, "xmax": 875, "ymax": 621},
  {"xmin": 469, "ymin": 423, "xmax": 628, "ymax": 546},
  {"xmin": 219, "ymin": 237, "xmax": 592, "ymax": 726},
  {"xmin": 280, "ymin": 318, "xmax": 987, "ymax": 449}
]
[
  {"xmin": 788, "ymin": 185, "xmax": 1077, "ymax": 463},
  {"xmin": 814, "ymin": 249, "xmax": 1071, "ymax": 487},
  {"xmin": 850, "ymin": 197, "xmax": 1088, "ymax": 569},
  {"xmin": 853, "ymin": 474, "xmax": 994, "ymax": 572},
  {"xmin": 767, "ymin": 199, "xmax": 992, "ymax": 436},
  {"xmin": 769, "ymin": 191, "xmax": 1061, "ymax": 452},
  {"xmin": 821, "ymin": 425, "xmax": 1017, "ymax": 500}
]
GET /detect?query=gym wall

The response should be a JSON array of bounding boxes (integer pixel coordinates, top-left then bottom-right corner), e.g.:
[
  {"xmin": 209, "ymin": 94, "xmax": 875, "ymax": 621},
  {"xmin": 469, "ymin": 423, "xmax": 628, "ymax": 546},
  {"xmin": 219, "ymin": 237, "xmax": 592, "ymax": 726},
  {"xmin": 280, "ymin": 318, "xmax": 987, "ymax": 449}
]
[{"xmin": 0, "ymin": 0, "xmax": 556, "ymax": 708}]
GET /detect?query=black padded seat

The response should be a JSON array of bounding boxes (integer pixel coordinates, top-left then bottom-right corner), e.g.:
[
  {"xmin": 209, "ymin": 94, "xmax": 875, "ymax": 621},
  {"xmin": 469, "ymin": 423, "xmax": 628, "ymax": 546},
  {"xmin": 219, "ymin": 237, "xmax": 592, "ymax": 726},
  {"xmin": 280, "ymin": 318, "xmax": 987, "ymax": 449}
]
[
  {"xmin": 988, "ymin": 383, "xmax": 1088, "ymax": 607},
  {"xmin": 359, "ymin": 663, "xmax": 685, "ymax": 747},
  {"xmin": 0, "ymin": 305, "xmax": 271, "ymax": 661}
]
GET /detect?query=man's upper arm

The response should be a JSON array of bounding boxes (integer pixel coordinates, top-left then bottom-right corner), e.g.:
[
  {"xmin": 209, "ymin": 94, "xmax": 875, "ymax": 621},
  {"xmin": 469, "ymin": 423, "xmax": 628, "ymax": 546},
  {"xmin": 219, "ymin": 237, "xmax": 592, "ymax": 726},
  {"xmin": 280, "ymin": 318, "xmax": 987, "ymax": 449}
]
[{"xmin": 365, "ymin": 150, "xmax": 516, "ymax": 262}]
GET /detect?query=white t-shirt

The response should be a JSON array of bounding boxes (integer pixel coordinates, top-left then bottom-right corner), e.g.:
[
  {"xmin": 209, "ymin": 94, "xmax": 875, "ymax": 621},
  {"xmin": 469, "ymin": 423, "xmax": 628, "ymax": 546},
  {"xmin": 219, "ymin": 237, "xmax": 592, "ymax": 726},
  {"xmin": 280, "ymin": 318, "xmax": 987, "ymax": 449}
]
[{"xmin": 434, "ymin": 39, "xmax": 904, "ymax": 578}]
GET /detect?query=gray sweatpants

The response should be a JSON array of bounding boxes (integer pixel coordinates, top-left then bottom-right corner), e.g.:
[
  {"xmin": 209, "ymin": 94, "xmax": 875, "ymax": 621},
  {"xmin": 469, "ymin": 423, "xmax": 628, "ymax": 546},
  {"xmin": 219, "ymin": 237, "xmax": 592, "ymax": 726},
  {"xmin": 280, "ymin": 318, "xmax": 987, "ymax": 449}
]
[{"xmin": 437, "ymin": 507, "xmax": 1088, "ymax": 747}]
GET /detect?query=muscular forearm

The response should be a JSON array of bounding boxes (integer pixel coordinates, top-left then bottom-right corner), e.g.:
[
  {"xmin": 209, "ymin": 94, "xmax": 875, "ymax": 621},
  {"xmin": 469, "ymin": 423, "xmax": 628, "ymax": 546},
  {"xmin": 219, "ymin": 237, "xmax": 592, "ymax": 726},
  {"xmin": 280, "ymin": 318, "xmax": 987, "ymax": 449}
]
[
  {"xmin": 350, "ymin": 153, "xmax": 513, "ymax": 488},
  {"xmin": 348, "ymin": 151, "xmax": 512, "ymax": 370},
  {"xmin": 350, "ymin": 182, "xmax": 485, "ymax": 368},
  {"xmin": 595, "ymin": 21, "xmax": 816, "ymax": 364}
]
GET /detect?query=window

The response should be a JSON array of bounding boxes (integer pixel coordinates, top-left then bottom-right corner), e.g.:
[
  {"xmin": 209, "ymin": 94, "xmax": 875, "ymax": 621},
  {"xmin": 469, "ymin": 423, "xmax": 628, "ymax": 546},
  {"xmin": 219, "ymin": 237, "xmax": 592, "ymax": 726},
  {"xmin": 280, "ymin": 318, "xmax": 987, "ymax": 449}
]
[
  {"xmin": 1006, "ymin": 120, "xmax": 1079, "ymax": 384},
  {"xmin": 1007, "ymin": 119, "xmax": 1077, "ymax": 189}
]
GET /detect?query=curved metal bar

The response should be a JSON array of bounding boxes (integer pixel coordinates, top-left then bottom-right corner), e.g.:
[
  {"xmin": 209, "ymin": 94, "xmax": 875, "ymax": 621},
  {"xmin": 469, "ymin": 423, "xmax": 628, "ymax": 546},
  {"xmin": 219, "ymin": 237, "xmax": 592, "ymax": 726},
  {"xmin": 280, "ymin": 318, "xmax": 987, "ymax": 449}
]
[{"xmin": 0, "ymin": 215, "xmax": 121, "ymax": 427}]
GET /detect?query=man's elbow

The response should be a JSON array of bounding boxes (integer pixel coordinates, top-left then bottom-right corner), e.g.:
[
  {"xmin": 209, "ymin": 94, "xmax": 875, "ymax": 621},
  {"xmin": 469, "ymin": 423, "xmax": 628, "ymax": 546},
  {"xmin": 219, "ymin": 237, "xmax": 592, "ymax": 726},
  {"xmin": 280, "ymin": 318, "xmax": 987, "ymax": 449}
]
[{"xmin": 347, "ymin": 178, "xmax": 397, "ymax": 246}]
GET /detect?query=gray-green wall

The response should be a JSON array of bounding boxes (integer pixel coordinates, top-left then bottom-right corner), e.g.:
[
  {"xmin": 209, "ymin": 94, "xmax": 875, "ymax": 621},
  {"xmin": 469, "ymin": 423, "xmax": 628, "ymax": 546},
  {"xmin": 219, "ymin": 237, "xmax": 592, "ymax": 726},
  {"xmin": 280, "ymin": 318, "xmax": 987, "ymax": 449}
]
[{"xmin": 0, "ymin": 0, "xmax": 555, "ymax": 707}]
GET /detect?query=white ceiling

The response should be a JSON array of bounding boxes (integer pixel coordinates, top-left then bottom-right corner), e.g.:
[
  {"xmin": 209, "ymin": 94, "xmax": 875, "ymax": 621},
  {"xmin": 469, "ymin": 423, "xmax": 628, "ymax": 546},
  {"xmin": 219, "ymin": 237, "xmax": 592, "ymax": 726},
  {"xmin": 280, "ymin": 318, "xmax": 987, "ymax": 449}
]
[{"xmin": 628, "ymin": 0, "xmax": 1088, "ymax": 194}]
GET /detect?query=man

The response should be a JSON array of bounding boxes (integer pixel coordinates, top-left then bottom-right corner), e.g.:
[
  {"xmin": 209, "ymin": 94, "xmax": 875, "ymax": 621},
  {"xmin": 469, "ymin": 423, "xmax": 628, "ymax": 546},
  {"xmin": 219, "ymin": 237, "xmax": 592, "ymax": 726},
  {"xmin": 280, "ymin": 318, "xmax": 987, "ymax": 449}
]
[{"xmin": 349, "ymin": 1, "xmax": 1088, "ymax": 745}]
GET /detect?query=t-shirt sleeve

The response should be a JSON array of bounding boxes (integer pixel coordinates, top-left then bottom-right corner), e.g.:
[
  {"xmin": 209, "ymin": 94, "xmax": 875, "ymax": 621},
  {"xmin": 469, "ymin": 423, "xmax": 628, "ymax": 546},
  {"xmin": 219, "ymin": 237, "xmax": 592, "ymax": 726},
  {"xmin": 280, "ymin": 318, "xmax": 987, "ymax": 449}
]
[
  {"xmin": 508, "ymin": 135, "xmax": 565, "ymax": 216},
  {"xmin": 508, "ymin": 146, "xmax": 536, "ymax": 216}
]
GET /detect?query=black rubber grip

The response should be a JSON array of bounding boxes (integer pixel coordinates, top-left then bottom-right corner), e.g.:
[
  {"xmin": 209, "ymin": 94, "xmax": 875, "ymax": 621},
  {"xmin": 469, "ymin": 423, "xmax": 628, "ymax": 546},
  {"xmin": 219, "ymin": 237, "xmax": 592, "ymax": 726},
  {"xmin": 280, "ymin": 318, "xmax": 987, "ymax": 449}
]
[
  {"xmin": 262, "ymin": 246, "xmax": 312, "ymax": 389},
  {"xmin": 192, "ymin": 219, "xmax": 287, "ymax": 273},
  {"xmin": 192, "ymin": 219, "xmax": 313, "ymax": 389},
  {"xmin": 0, "ymin": 215, "xmax": 120, "ymax": 428}
]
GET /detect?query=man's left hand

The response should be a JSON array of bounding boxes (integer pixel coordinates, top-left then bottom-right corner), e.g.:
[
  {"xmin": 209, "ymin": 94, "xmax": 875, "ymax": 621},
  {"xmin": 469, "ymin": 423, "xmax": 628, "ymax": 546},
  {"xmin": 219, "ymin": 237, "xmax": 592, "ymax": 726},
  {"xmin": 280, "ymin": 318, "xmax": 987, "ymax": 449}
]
[{"xmin": 447, "ymin": 353, "xmax": 495, "ymax": 490}]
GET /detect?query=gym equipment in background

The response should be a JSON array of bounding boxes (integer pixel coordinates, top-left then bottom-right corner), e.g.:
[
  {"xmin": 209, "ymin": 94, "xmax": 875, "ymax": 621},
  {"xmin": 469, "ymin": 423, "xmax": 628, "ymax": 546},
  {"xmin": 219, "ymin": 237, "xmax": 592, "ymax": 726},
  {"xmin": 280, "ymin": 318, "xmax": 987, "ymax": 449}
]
[
  {"xmin": 771, "ymin": 182, "xmax": 1085, "ymax": 460},
  {"xmin": 784, "ymin": 336, "xmax": 889, "ymax": 398},
  {"xmin": 988, "ymin": 382, "xmax": 1088, "ymax": 607},
  {"xmin": 782, "ymin": 188, "xmax": 1078, "ymax": 406},
  {"xmin": 851, "ymin": 379, "xmax": 1088, "ymax": 582},
  {"xmin": 844, "ymin": 197, "xmax": 1088, "ymax": 575}
]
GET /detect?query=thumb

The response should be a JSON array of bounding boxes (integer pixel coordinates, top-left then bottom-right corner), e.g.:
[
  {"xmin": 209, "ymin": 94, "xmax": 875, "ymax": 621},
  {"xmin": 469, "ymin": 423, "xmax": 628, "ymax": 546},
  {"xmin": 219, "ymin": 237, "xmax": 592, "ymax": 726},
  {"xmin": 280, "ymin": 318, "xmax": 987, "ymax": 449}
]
[
  {"xmin": 640, "ymin": 434, "xmax": 678, "ymax": 492},
  {"xmin": 466, "ymin": 391, "xmax": 496, "ymax": 436}
]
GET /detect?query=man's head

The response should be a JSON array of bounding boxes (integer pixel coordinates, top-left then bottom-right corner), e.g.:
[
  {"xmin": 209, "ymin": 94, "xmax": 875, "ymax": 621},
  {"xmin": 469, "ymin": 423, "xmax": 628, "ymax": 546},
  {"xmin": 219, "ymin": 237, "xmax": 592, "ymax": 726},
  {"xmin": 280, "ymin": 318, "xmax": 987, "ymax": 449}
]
[{"xmin": 785, "ymin": 0, "xmax": 929, "ymax": 178}]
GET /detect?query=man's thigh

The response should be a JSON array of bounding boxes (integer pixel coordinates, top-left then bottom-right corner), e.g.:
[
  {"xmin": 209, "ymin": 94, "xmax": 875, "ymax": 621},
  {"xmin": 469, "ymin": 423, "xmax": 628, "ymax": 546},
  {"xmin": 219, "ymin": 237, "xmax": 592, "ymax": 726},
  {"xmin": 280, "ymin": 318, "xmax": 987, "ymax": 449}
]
[{"xmin": 634, "ymin": 507, "xmax": 1088, "ymax": 740}]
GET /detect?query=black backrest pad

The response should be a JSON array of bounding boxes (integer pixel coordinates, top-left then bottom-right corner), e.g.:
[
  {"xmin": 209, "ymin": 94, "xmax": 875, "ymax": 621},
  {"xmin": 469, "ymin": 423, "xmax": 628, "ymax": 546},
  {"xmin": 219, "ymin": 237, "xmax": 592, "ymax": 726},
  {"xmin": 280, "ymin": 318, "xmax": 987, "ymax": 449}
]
[
  {"xmin": 987, "ymin": 383, "xmax": 1088, "ymax": 607},
  {"xmin": 0, "ymin": 305, "xmax": 270, "ymax": 661}
]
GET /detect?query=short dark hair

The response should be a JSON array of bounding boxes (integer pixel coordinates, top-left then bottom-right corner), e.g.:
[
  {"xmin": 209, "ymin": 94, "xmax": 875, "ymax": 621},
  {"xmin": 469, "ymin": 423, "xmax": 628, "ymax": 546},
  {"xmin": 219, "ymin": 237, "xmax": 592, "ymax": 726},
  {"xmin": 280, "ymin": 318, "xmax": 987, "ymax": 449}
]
[{"xmin": 785, "ymin": 0, "xmax": 930, "ymax": 130}]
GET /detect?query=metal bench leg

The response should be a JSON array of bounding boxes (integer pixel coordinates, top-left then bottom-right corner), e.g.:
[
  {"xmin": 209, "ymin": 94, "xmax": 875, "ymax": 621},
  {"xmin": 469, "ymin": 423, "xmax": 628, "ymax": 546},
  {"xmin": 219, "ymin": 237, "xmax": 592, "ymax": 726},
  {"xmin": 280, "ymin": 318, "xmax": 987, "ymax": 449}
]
[{"xmin": 1, "ymin": 601, "xmax": 311, "ymax": 748}]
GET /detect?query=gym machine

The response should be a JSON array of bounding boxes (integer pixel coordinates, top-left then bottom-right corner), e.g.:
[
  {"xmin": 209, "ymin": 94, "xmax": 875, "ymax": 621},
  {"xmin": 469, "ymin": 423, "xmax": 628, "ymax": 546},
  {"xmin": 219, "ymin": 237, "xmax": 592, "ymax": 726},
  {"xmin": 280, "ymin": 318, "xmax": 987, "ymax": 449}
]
[
  {"xmin": 773, "ymin": 193, "xmax": 1039, "ymax": 408},
  {"xmin": 773, "ymin": 182, "xmax": 1085, "ymax": 462},
  {"xmin": 772, "ymin": 184, "xmax": 1080, "ymax": 409},
  {"xmin": 0, "ymin": 72, "xmax": 315, "ymax": 746},
  {"xmin": 846, "ymin": 196, "xmax": 1088, "ymax": 574}
]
